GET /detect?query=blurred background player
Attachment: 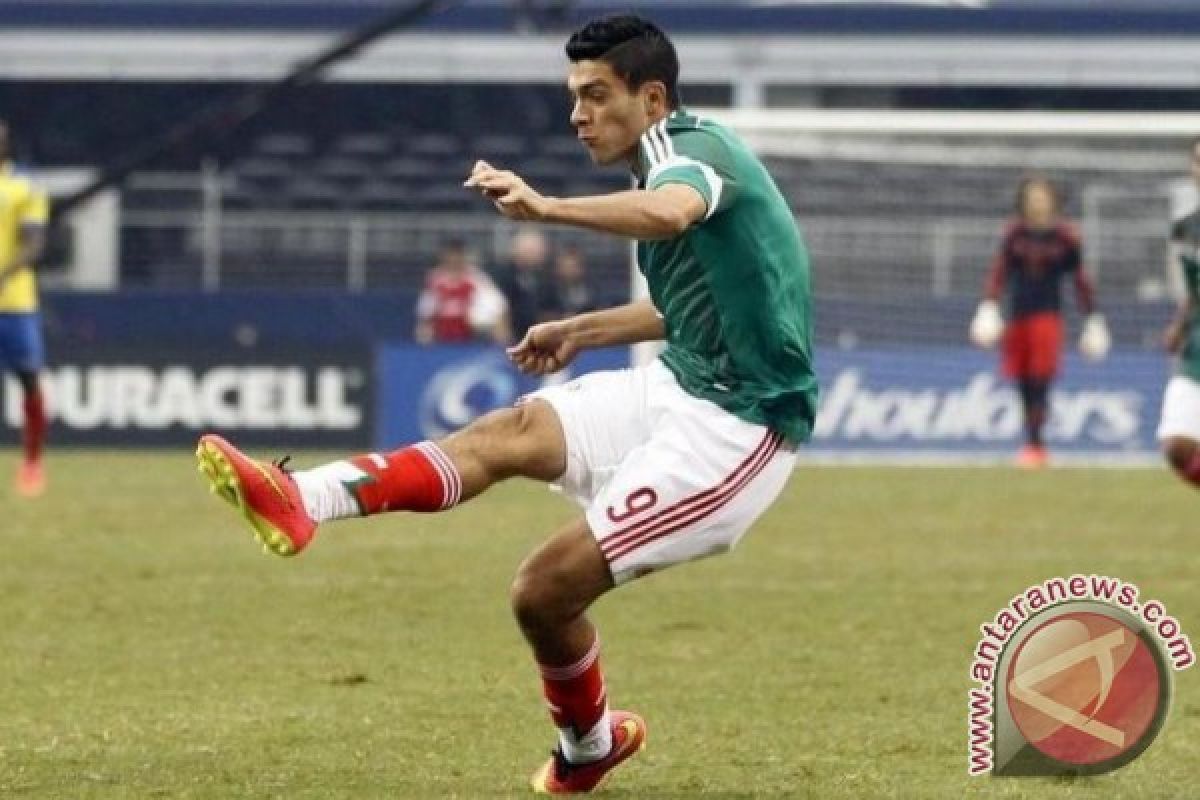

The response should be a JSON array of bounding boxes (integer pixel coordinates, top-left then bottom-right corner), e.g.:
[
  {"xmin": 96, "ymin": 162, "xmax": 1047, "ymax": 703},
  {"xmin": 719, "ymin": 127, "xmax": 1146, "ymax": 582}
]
[
  {"xmin": 492, "ymin": 226, "xmax": 558, "ymax": 341},
  {"xmin": 550, "ymin": 244, "xmax": 597, "ymax": 317},
  {"xmin": 414, "ymin": 238, "xmax": 509, "ymax": 345},
  {"xmin": 1158, "ymin": 138, "xmax": 1200, "ymax": 486},
  {"xmin": 0, "ymin": 120, "xmax": 49, "ymax": 496},
  {"xmin": 970, "ymin": 175, "xmax": 1109, "ymax": 467}
]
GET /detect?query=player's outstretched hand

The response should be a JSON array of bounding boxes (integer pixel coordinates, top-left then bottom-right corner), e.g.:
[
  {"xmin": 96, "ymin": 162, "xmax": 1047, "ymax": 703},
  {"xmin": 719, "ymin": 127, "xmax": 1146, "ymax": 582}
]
[
  {"xmin": 464, "ymin": 160, "xmax": 550, "ymax": 221},
  {"xmin": 507, "ymin": 320, "xmax": 579, "ymax": 375}
]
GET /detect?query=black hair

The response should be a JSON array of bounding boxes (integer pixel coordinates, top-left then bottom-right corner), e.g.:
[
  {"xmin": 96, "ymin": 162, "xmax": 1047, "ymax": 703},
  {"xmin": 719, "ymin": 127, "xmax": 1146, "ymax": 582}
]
[{"xmin": 565, "ymin": 14, "xmax": 681, "ymax": 108}]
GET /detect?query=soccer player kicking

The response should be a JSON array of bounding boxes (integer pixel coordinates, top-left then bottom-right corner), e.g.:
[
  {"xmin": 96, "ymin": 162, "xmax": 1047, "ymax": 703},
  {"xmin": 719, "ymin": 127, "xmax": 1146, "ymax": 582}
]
[
  {"xmin": 196, "ymin": 15, "xmax": 816, "ymax": 794},
  {"xmin": 1159, "ymin": 139, "xmax": 1200, "ymax": 486},
  {"xmin": 0, "ymin": 120, "xmax": 50, "ymax": 497}
]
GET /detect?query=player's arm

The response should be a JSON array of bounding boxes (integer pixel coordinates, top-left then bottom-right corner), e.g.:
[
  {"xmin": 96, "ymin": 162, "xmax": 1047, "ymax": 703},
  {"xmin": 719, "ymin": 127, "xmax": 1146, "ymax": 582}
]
[
  {"xmin": 413, "ymin": 282, "xmax": 437, "ymax": 344},
  {"xmin": 1064, "ymin": 228, "xmax": 1097, "ymax": 315},
  {"xmin": 464, "ymin": 160, "xmax": 706, "ymax": 240},
  {"xmin": 970, "ymin": 231, "xmax": 1010, "ymax": 347},
  {"xmin": 507, "ymin": 299, "xmax": 664, "ymax": 376},
  {"xmin": 540, "ymin": 186, "xmax": 706, "ymax": 239},
  {"xmin": 983, "ymin": 229, "xmax": 1010, "ymax": 302},
  {"xmin": 561, "ymin": 298, "xmax": 665, "ymax": 348},
  {"xmin": 0, "ymin": 224, "xmax": 45, "ymax": 279},
  {"xmin": 1066, "ymin": 227, "xmax": 1109, "ymax": 360},
  {"xmin": 1164, "ymin": 295, "xmax": 1193, "ymax": 353},
  {"xmin": 1165, "ymin": 242, "xmax": 1200, "ymax": 352},
  {"xmin": 0, "ymin": 183, "xmax": 48, "ymax": 283}
]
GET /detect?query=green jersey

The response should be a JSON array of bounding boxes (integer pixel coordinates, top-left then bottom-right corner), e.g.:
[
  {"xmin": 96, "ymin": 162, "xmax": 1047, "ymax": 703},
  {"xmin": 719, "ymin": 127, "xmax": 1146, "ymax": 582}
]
[
  {"xmin": 1171, "ymin": 209, "xmax": 1200, "ymax": 381},
  {"xmin": 633, "ymin": 109, "xmax": 817, "ymax": 443}
]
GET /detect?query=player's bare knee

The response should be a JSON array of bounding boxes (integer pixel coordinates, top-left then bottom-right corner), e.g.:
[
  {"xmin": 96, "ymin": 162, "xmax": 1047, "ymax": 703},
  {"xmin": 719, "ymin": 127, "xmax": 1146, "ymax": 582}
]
[
  {"xmin": 452, "ymin": 402, "xmax": 562, "ymax": 481},
  {"xmin": 510, "ymin": 569, "xmax": 564, "ymax": 633},
  {"xmin": 509, "ymin": 400, "xmax": 567, "ymax": 480},
  {"xmin": 510, "ymin": 560, "xmax": 585, "ymax": 634}
]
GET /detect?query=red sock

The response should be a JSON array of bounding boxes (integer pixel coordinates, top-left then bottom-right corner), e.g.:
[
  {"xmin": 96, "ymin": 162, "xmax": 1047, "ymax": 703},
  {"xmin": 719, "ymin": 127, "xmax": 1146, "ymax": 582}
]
[
  {"xmin": 540, "ymin": 636, "xmax": 608, "ymax": 741},
  {"xmin": 22, "ymin": 386, "xmax": 46, "ymax": 465},
  {"xmin": 345, "ymin": 441, "xmax": 461, "ymax": 514}
]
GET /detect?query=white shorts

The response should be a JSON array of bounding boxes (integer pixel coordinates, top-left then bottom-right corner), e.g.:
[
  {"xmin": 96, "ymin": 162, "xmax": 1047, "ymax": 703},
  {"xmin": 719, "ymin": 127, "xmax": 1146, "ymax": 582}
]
[
  {"xmin": 1157, "ymin": 375, "xmax": 1200, "ymax": 442},
  {"xmin": 527, "ymin": 359, "xmax": 796, "ymax": 585}
]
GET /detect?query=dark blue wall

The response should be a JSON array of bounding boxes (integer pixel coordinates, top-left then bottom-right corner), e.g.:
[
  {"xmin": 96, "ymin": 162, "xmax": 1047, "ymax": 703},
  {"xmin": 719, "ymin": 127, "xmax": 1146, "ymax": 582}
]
[
  {"xmin": 1, "ymin": 1, "xmax": 1199, "ymax": 34},
  {"xmin": 42, "ymin": 289, "xmax": 419, "ymax": 350},
  {"xmin": 39, "ymin": 290, "xmax": 1175, "ymax": 351}
]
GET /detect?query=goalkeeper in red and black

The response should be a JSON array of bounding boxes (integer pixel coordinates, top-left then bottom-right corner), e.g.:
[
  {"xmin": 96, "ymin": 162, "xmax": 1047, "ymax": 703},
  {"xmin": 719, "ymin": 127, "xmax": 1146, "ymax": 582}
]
[{"xmin": 970, "ymin": 176, "xmax": 1109, "ymax": 468}]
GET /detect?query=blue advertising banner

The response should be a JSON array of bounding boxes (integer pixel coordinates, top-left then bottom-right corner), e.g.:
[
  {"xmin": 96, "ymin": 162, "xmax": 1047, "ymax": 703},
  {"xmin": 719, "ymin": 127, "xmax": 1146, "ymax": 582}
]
[
  {"xmin": 377, "ymin": 344, "xmax": 1169, "ymax": 460},
  {"xmin": 0, "ymin": 344, "xmax": 373, "ymax": 448},
  {"xmin": 375, "ymin": 344, "xmax": 630, "ymax": 449},
  {"xmin": 810, "ymin": 347, "xmax": 1170, "ymax": 458}
]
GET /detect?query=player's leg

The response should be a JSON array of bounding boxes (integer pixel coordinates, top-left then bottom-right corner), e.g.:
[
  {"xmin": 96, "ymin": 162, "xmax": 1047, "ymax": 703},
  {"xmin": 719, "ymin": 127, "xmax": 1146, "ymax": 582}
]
[
  {"xmin": 510, "ymin": 518, "xmax": 648, "ymax": 796},
  {"xmin": 197, "ymin": 363, "xmax": 651, "ymax": 555},
  {"xmin": 1163, "ymin": 436, "xmax": 1200, "ymax": 483},
  {"xmin": 1157, "ymin": 375, "xmax": 1200, "ymax": 486},
  {"xmin": 1003, "ymin": 317, "xmax": 1039, "ymax": 465},
  {"xmin": 5, "ymin": 312, "xmax": 48, "ymax": 496},
  {"xmin": 1017, "ymin": 377, "xmax": 1049, "ymax": 451},
  {"xmin": 197, "ymin": 398, "xmax": 567, "ymax": 555},
  {"xmin": 524, "ymin": 363, "xmax": 797, "ymax": 792},
  {"xmin": 14, "ymin": 369, "xmax": 47, "ymax": 492},
  {"xmin": 1014, "ymin": 312, "xmax": 1060, "ymax": 467}
]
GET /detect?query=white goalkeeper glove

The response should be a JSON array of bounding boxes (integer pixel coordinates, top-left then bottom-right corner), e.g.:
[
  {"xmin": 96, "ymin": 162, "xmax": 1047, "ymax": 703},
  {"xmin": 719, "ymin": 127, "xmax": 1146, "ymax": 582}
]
[
  {"xmin": 969, "ymin": 300, "xmax": 1005, "ymax": 349},
  {"xmin": 1079, "ymin": 313, "xmax": 1111, "ymax": 361}
]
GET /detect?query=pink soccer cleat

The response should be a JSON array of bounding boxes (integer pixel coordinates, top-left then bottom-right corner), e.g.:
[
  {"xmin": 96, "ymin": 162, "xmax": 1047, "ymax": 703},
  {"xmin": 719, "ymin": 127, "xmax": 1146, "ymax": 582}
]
[
  {"xmin": 530, "ymin": 710, "xmax": 647, "ymax": 794},
  {"xmin": 195, "ymin": 434, "xmax": 316, "ymax": 556}
]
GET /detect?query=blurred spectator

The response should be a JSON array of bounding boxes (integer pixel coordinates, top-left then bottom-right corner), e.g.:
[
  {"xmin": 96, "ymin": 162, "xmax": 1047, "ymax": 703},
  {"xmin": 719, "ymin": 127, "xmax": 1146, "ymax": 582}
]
[
  {"xmin": 415, "ymin": 240, "xmax": 508, "ymax": 345},
  {"xmin": 551, "ymin": 244, "xmax": 597, "ymax": 317},
  {"xmin": 492, "ymin": 227, "xmax": 558, "ymax": 340}
]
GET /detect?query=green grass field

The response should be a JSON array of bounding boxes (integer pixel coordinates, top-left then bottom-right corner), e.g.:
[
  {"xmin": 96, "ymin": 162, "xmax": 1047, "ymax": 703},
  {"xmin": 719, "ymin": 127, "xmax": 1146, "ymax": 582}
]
[{"xmin": 0, "ymin": 451, "xmax": 1197, "ymax": 798}]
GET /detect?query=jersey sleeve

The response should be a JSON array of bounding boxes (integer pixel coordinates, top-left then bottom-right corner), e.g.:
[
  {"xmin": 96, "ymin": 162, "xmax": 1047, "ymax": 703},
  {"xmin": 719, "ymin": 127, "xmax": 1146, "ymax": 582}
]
[
  {"xmin": 1060, "ymin": 223, "xmax": 1082, "ymax": 273},
  {"xmin": 984, "ymin": 222, "xmax": 1016, "ymax": 299},
  {"xmin": 640, "ymin": 126, "xmax": 739, "ymax": 222}
]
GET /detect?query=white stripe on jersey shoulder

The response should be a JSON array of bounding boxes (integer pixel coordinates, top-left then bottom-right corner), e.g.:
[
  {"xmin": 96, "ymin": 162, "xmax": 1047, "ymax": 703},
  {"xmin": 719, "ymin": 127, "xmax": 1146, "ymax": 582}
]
[
  {"xmin": 641, "ymin": 124, "xmax": 667, "ymax": 166},
  {"xmin": 640, "ymin": 130, "xmax": 661, "ymax": 169},
  {"xmin": 640, "ymin": 120, "xmax": 676, "ymax": 168},
  {"xmin": 653, "ymin": 120, "xmax": 674, "ymax": 159},
  {"xmin": 646, "ymin": 153, "xmax": 724, "ymax": 221}
]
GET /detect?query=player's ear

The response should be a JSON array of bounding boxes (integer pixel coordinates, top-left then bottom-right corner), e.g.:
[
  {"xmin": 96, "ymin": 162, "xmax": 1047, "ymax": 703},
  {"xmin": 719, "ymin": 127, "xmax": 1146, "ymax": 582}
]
[{"xmin": 642, "ymin": 81, "xmax": 669, "ymax": 117}]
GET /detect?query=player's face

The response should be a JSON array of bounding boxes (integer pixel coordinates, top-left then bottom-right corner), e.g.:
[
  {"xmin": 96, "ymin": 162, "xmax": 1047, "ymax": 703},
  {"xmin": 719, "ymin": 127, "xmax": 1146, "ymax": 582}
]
[
  {"xmin": 442, "ymin": 248, "xmax": 466, "ymax": 273},
  {"xmin": 567, "ymin": 61, "xmax": 654, "ymax": 166},
  {"xmin": 1022, "ymin": 184, "xmax": 1057, "ymax": 229}
]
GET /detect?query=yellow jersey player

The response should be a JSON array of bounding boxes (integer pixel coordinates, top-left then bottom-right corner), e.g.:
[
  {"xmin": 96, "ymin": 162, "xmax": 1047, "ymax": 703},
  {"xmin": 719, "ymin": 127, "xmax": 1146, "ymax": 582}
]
[{"xmin": 0, "ymin": 120, "xmax": 48, "ymax": 497}]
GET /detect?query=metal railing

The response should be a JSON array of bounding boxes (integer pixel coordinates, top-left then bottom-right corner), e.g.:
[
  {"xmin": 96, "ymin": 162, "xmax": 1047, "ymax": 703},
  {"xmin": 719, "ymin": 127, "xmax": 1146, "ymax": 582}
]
[{"xmin": 118, "ymin": 170, "xmax": 1177, "ymax": 299}]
